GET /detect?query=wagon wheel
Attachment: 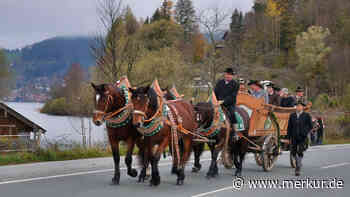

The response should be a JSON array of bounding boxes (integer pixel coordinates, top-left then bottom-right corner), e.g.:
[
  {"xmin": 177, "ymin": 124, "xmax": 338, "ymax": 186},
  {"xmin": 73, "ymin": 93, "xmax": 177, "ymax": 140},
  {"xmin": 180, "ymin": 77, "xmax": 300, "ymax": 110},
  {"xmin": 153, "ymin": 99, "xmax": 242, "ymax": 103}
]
[
  {"xmin": 262, "ymin": 135, "xmax": 278, "ymax": 172},
  {"xmin": 254, "ymin": 153, "xmax": 263, "ymax": 166},
  {"xmin": 290, "ymin": 151, "xmax": 296, "ymax": 168}
]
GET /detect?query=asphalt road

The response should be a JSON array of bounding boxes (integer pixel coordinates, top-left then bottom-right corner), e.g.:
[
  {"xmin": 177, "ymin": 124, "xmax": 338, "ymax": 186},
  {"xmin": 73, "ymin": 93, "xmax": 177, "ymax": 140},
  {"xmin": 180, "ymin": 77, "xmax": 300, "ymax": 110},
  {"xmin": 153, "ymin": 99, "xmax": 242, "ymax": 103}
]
[{"xmin": 0, "ymin": 144, "xmax": 349, "ymax": 197}]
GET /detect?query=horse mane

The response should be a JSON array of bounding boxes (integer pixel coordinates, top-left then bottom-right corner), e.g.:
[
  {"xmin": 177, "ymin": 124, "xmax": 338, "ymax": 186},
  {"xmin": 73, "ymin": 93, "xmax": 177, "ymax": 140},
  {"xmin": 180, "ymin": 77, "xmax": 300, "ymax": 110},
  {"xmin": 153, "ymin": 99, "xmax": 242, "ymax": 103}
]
[
  {"xmin": 147, "ymin": 87, "xmax": 159, "ymax": 111},
  {"xmin": 134, "ymin": 86, "xmax": 159, "ymax": 112}
]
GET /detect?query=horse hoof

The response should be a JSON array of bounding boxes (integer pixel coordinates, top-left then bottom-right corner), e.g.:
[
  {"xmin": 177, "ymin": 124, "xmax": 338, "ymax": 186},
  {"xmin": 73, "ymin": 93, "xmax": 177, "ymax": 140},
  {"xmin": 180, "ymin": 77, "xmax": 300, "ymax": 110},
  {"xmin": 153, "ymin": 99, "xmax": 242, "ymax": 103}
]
[
  {"xmin": 111, "ymin": 178, "xmax": 120, "ymax": 185},
  {"xmin": 176, "ymin": 179, "xmax": 184, "ymax": 185},
  {"xmin": 138, "ymin": 175, "xmax": 146, "ymax": 183},
  {"xmin": 192, "ymin": 166, "xmax": 201, "ymax": 173},
  {"xmin": 128, "ymin": 169, "xmax": 138, "ymax": 178},
  {"xmin": 150, "ymin": 176, "xmax": 161, "ymax": 186},
  {"xmin": 234, "ymin": 171, "xmax": 242, "ymax": 178}
]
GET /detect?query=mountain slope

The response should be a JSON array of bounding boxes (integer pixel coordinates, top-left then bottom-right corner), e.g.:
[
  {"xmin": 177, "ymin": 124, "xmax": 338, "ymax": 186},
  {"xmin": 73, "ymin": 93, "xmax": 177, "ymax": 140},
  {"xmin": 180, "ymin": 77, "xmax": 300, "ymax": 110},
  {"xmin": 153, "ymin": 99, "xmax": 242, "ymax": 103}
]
[{"xmin": 6, "ymin": 36, "xmax": 95, "ymax": 80}]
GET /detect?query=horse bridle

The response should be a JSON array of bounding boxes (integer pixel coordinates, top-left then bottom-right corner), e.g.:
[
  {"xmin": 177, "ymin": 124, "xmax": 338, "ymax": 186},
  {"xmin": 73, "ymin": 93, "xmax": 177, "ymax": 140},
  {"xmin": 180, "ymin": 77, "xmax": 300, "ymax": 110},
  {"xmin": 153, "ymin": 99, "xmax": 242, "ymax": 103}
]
[
  {"xmin": 94, "ymin": 90, "xmax": 131, "ymax": 121},
  {"xmin": 132, "ymin": 94, "xmax": 163, "ymax": 123}
]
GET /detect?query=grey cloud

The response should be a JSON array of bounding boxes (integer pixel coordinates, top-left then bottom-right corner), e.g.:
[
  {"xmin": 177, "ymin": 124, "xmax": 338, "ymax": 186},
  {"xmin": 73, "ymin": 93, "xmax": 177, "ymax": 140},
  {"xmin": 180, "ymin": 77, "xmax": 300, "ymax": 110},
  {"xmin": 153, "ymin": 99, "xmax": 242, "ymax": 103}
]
[{"xmin": 0, "ymin": 0, "xmax": 253, "ymax": 49}]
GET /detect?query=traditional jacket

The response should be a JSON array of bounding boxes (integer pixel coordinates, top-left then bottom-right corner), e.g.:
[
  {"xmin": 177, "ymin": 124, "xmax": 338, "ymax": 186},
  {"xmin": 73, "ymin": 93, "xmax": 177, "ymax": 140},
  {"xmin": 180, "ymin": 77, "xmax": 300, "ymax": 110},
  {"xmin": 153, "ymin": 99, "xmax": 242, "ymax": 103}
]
[
  {"xmin": 268, "ymin": 93, "xmax": 280, "ymax": 106},
  {"xmin": 251, "ymin": 89, "xmax": 269, "ymax": 104},
  {"xmin": 280, "ymin": 96, "xmax": 296, "ymax": 107},
  {"xmin": 214, "ymin": 79, "xmax": 240, "ymax": 107},
  {"xmin": 287, "ymin": 111, "xmax": 313, "ymax": 145}
]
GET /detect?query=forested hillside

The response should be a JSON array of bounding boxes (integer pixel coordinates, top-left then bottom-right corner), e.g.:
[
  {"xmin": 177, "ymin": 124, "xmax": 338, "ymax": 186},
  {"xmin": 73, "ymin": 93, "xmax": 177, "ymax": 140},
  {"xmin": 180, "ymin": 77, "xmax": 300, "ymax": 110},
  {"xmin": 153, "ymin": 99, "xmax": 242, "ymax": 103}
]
[{"xmin": 5, "ymin": 36, "xmax": 95, "ymax": 80}]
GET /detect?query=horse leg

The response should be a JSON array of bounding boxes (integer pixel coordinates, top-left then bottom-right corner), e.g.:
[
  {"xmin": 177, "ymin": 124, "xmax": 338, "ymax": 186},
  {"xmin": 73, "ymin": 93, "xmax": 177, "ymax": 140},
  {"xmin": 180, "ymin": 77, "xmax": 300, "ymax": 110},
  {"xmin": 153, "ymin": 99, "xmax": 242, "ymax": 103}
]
[
  {"xmin": 233, "ymin": 147, "xmax": 241, "ymax": 177},
  {"xmin": 206, "ymin": 142, "xmax": 221, "ymax": 178},
  {"xmin": 138, "ymin": 141, "xmax": 149, "ymax": 183},
  {"xmin": 192, "ymin": 142, "xmax": 204, "ymax": 173},
  {"xmin": 150, "ymin": 138, "xmax": 168, "ymax": 186},
  {"xmin": 177, "ymin": 137, "xmax": 192, "ymax": 185},
  {"xmin": 237, "ymin": 151, "xmax": 246, "ymax": 177},
  {"xmin": 125, "ymin": 138, "xmax": 138, "ymax": 178},
  {"xmin": 110, "ymin": 140, "xmax": 120, "ymax": 185}
]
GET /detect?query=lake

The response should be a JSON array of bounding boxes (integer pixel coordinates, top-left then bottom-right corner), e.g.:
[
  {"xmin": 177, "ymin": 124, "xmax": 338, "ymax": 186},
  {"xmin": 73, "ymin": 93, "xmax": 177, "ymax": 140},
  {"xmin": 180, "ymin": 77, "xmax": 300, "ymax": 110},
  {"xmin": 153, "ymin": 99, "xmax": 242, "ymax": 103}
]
[{"xmin": 5, "ymin": 102, "xmax": 106, "ymax": 144}]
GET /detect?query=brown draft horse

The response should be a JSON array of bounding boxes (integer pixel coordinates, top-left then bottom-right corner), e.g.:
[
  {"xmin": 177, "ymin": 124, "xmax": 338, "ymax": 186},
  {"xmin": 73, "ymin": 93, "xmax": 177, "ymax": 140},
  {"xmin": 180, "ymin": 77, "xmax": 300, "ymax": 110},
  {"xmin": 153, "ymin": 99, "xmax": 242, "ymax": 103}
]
[
  {"xmin": 91, "ymin": 83, "xmax": 142, "ymax": 185},
  {"xmin": 129, "ymin": 86, "xmax": 196, "ymax": 186},
  {"xmin": 192, "ymin": 102, "xmax": 231, "ymax": 178}
]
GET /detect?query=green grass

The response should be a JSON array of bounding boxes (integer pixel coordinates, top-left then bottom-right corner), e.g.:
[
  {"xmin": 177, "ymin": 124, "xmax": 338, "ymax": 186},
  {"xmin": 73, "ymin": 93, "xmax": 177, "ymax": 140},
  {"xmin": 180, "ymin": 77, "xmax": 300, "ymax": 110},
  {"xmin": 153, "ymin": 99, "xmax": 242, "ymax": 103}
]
[
  {"xmin": 323, "ymin": 137, "xmax": 350, "ymax": 145},
  {"xmin": 0, "ymin": 146, "xmax": 113, "ymax": 166},
  {"xmin": 1, "ymin": 136, "xmax": 350, "ymax": 166}
]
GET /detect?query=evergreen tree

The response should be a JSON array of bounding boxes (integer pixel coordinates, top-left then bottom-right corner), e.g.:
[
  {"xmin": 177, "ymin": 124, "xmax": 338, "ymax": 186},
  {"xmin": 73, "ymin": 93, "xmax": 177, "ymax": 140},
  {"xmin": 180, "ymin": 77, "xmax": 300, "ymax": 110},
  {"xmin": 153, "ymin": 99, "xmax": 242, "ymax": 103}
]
[
  {"xmin": 124, "ymin": 6, "xmax": 139, "ymax": 35},
  {"xmin": 144, "ymin": 16, "xmax": 150, "ymax": 25},
  {"xmin": 151, "ymin": 8, "xmax": 161, "ymax": 23},
  {"xmin": 174, "ymin": 0, "xmax": 196, "ymax": 41},
  {"xmin": 228, "ymin": 9, "xmax": 245, "ymax": 67},
  {"xmin": 278, "ymin": 0, "xmax": 298, "ymax": 52}
]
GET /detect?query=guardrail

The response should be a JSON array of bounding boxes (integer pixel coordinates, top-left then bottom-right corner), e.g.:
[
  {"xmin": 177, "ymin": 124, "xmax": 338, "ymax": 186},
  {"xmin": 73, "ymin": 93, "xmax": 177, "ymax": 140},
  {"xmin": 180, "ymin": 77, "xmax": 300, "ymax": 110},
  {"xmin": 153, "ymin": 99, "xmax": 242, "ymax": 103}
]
[{"xmin": 0, "ymin": 135, "xmax": 36, "ymax": 152}]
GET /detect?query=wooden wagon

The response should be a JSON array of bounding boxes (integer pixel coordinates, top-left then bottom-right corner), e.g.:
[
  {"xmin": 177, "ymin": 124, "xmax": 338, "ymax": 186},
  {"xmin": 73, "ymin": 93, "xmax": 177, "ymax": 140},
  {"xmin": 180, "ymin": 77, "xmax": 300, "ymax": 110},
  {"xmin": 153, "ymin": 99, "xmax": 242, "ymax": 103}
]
[{"xmin": 231, "ymin": 92, "xmax": 312, "ymax": 171}]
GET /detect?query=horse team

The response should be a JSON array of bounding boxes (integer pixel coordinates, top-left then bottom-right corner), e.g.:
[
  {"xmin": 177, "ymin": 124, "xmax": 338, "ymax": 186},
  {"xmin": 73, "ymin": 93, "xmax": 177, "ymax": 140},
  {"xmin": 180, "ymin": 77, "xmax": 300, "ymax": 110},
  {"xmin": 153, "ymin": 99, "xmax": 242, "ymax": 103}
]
[{"xmin": 90, "ymin": 78, "xmax": 239, "ymax": 186}]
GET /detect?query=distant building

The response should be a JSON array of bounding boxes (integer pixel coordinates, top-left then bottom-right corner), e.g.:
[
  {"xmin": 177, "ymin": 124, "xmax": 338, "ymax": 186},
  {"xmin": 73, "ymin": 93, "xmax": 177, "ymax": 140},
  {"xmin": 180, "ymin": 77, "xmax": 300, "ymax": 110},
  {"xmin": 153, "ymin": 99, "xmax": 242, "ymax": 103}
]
[{"xmin": 0, "ymin": 102, "xmax": 46, "ymax": 152}]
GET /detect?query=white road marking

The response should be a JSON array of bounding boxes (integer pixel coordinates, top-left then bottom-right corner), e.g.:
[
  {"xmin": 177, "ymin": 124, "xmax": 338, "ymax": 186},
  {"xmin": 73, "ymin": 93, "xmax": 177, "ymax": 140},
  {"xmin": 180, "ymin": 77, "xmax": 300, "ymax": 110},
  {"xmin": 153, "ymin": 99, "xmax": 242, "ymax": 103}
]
[
  {"xmin": 192, "ymin": 186, "xmax": 233, "ymax": 197},
  {"xmin": 321, "ymin": 162, "xmax": 350, "ymax": 169},
  {"xmin": 1, "ymin": 144, "xmax": 349, "ymax": 186},
  {"xmin": 0, "ymin": 159, "xmax": 210, "ymax": 185}
]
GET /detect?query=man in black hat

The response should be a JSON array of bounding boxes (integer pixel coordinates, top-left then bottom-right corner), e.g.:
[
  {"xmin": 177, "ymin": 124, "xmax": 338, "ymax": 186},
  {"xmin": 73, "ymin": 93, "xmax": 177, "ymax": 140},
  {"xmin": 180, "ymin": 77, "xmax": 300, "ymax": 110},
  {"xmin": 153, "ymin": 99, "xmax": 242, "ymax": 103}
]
[
  {"xmin": 295, "ymin": 86, "xmax": 306, "ymax": 104},
  {"xmin": 287, "ymin": 101, "xmax": 313, "ymax": 176},
  {"xmin": 214, "ymin": 68, "xmax": 240, "ymax": 135},
  {"xmin": 266, "ymin": 83, "xmax": 280, "ymax": 106},
  {"xmin": 273, "ymin": 86, "xmax": 282, "ymax": 106},
  {"xmin": 248, "ymin": 80, "xmax": 269, "ymax": 104}
]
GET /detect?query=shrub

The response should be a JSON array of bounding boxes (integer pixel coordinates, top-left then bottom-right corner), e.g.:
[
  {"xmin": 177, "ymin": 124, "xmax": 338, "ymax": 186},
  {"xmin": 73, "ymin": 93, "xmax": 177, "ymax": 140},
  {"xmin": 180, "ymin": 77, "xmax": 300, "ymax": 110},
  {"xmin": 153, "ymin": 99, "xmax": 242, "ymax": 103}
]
[{"xmin": 40, "ymin": 97, "xmax": 68, "ymax": 115}]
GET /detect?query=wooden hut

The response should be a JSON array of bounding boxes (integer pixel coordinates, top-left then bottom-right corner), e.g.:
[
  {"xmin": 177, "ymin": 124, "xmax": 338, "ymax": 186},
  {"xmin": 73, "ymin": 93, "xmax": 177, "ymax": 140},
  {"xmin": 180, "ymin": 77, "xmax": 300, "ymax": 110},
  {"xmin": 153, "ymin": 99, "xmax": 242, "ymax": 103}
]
[{"xmin": 0, "ymin": 102, "xmax": 46, "ymax": 152}]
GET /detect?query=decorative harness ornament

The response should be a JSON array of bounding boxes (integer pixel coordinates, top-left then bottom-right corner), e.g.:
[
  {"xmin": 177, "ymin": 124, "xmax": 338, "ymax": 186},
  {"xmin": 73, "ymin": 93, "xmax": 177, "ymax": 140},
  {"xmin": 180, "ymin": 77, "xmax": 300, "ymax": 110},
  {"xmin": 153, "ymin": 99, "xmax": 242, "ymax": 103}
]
[
  {"xmin": 197, "ymin": 106, "xmax": 226, "ymax": 138},
  {"xmin": 104, "ymin": 84, "xmax": 133, "ymax": 128}
]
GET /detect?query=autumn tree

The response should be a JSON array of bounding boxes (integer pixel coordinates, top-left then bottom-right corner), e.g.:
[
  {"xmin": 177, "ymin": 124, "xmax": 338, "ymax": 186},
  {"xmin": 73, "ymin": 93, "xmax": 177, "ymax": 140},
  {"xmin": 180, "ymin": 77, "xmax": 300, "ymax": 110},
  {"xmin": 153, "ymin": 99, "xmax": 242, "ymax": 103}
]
[
  {"xmin": 137, "ymin": 19, "xmax": 183, "ymax": 51},
  {"xmin": 130, "ymin": 47, "xmax": 192, "ymax": 91},
  {"xmin": 197, "ymin": 7, "xmax": 231, "ymax": 86},
  {"xmin": 174, "ymin": 0, "xmax": 196, "ymax": 42},
  {"xmin": 192, "ymin": 31, "xmax": 207, "ymax": 63},
  {"xmin": 296, "ymin": 26, "xmax": 332, "ymax": 97},
  {"xmin": 64, "ymin": 63, "xmax": 86, "ymax": 100},
  {"xmin": 160, "ymin": 0, "xmax": 174, "ymax": 20}
]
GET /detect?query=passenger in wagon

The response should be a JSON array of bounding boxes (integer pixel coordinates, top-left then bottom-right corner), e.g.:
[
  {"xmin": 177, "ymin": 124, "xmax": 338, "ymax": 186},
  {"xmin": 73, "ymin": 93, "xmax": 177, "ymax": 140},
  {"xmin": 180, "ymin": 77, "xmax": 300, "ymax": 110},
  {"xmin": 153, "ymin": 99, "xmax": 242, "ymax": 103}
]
[
  {"xmin": 247, "ymin": 80, "xmax": 269, "ymax": 104},
  {"xmin": 280, "ymin": 88, "xmax": 296, "ymax": 107},
  {"xmin": 266, "ymin": 83, "xmax": 280, "ymax": 106}
]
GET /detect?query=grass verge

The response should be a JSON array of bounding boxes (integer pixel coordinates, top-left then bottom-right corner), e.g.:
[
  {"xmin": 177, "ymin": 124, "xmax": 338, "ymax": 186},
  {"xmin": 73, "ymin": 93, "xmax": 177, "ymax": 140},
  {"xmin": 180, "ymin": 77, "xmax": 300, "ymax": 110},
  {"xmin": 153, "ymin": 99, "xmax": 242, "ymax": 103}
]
[{"xmin": 0, "ymin": 146, "xmax": 113, "ymax": 166}]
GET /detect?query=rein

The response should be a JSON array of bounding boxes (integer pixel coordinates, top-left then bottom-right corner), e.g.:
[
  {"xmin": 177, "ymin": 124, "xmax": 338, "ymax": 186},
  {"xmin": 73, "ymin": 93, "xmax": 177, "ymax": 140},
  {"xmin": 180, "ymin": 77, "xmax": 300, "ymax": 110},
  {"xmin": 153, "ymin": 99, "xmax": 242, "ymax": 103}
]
[
  {"xmin": 101, "ymin": 85, "xmax": 133, "ymax": 128},
  {"xmin": 196, "ymin": 104, "xmax": 226, "ymax": 138}
]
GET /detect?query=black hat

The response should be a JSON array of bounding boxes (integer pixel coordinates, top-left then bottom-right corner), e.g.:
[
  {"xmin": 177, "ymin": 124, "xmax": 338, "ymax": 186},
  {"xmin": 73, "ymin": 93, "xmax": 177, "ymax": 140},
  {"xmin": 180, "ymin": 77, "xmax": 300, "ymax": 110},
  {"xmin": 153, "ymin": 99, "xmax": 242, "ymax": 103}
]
[
  {"xmin": 248, "ymin": 80, "xmax": 263, "ymax": 88},
  {"xmin": 224, "ymin": 68, "xmax": 236, "ymax": 75},
  {"xmin": 296, "ymin": 86, "xmax": 304, "ymax": 92},
  {"xmin": 266, "ymin": 83, "xmax": 274, "ymax": 87},
  {"xmin": 273, "ymin": 86, "xmax": 281, "ymax": 92},
  {"xmin": 296, "ymin": 100, "xmax": 306, "ymax": 106}
]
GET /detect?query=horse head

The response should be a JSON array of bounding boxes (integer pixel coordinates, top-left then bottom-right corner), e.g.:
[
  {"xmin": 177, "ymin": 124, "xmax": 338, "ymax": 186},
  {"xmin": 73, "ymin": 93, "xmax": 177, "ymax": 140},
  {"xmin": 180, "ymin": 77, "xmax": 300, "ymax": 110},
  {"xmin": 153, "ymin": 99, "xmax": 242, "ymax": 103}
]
[
  {"xmin": 194, "ymin": 102, "xmax": 214, "ymax": 128},
  {"xmin": 91, "ymin": 83, "xmax": 126, "ymax": 126},
  {"xmin": 129, "ymin": 86, "xmax": 159, "ymax": 128}
]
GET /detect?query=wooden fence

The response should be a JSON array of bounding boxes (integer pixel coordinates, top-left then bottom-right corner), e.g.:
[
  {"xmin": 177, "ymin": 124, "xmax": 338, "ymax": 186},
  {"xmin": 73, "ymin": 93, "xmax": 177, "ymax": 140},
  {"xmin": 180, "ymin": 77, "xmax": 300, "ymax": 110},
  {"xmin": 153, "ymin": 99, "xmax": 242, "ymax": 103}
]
[{"xmin": 0, "ymin": 135, "xmax": 37, "ymax": 152}]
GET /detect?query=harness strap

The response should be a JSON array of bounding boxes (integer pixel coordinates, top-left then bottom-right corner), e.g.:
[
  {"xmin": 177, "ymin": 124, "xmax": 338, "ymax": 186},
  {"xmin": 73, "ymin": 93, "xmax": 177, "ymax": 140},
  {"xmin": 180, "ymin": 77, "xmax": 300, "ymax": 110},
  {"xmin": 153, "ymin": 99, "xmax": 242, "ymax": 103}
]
[{"xmin": 167, "ymin": 104, "xmax": 181, "ymax": 168}]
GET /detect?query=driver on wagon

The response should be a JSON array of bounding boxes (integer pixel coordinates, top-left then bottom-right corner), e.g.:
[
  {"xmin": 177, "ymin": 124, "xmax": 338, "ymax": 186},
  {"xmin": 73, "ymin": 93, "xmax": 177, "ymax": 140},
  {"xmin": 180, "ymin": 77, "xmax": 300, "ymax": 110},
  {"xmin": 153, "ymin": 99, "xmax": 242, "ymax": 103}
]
[{"xmin": 214, "ymin": 68, "xmax": 240, "ymax": 139}]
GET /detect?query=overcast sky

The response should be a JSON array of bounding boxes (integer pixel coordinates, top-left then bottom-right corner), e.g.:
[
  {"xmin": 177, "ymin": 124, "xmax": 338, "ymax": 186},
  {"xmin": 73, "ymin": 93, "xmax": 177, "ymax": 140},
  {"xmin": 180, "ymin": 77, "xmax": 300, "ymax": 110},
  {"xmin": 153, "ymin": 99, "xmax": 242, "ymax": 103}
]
[{"xmin": 0, "ymin": 0, "xmax": 254, "ymax": 49}]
